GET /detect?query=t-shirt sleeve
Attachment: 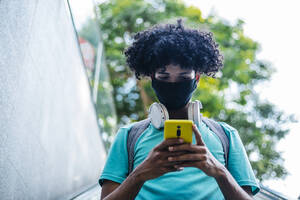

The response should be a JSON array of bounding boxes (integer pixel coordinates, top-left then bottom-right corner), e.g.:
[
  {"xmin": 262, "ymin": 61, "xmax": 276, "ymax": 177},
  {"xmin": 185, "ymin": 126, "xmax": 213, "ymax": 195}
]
[
  {"xmin": 219, "ymin": 122, "xmax": 260, "ymax": 195},
  {"xmin": 99, "ymin": 126, "xmax": 130, "ymax": 187}
]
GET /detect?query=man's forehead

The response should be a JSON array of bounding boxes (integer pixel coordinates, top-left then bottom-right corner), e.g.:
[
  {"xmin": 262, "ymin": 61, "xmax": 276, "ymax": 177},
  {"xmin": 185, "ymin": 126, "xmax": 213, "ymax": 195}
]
[{"xmin": 156, "ymin": 65, "xmax": 194, "ymax": 73}]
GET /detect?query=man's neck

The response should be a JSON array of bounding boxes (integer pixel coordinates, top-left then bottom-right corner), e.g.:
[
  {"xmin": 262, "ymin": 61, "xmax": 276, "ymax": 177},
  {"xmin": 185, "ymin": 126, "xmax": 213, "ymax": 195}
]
[{"xmin": 168, "ymin": 103, "xmax": 189, "ymax": 119}]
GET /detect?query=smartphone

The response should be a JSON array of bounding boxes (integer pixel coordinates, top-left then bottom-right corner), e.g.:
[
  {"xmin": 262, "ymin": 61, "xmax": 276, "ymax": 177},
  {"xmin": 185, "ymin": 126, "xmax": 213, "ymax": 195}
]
[{"xmin": 164, "ymin": 120, "xmax": 193, "ymax": 143}]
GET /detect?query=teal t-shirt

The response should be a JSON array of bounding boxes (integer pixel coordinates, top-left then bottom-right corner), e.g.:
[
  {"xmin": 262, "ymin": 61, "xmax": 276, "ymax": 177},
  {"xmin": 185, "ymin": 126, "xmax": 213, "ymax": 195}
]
[{"xmin": 99, "ymin": 121, "xmax": 260, "ymax": 199}]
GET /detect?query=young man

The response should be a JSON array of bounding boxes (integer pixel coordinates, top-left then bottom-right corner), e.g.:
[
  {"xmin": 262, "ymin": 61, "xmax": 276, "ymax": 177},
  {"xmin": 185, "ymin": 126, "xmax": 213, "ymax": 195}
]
[{"xmin": 99, "ymin": 19, "xmax": 259, "ymax": 199}]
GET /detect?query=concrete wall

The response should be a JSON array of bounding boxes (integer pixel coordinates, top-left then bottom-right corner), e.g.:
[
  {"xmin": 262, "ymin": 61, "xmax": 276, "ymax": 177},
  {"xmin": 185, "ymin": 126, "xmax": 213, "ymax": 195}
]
[{"xmin": 0, "ymin": 0, "xmax": 106, "ymax": 199}]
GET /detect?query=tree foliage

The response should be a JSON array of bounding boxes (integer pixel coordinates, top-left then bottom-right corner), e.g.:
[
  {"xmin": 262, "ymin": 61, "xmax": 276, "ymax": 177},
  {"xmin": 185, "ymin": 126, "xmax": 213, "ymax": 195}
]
[{"xmin": 97, "ymin": 0, "xmax": 295, "ymax": 181}]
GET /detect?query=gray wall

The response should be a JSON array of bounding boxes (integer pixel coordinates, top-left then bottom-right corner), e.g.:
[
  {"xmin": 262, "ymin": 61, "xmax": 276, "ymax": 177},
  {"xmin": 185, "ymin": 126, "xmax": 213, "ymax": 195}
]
[{"xmin": 0, "ymin": 0, "xmax": 106, "ymax": 199}]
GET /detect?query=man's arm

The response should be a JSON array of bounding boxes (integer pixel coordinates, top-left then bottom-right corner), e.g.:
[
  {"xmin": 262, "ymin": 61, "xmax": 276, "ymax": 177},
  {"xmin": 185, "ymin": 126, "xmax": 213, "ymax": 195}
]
[
  {"xmin": 242, "ymin": 186, "xmax": 253, "ymax": 197},
  {"xmin": 100, "ymin": 170, "xmax": 145, "ymax": 200},
  {"xmin": 215, "ymin": 166, "xmax": 253, "ymax": 200},
  {"xmin": 100, "ymin": 181, "xmax": 119, "ymax": 200}
]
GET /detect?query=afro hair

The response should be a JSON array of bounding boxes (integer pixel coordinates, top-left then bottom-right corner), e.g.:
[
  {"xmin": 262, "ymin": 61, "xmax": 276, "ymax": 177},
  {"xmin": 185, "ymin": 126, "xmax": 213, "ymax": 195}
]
[{"xmin": 124, "ymin": 19, "xmax": 224, "ymax": 79}]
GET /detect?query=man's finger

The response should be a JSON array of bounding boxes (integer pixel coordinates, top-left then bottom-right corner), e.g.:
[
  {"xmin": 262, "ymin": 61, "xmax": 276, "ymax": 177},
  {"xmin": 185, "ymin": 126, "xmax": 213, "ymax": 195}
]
[
  {"xmin": 169, "ymin": 144, "xmax": 207, "ymax": 153},
  {"xmin": 168, "ymin": 153, "xmax": 207, "ymax": 162},
  {"xmin": 193, "ymin": 124, "xmax": 205, "ymax": 146},
  {"xmin": 175, "ymin": 161, "xmax": 200, "ymax": 168},
  {"xmin": 155, "ymin": 138, "xmax": 184, "ymax": 151}
]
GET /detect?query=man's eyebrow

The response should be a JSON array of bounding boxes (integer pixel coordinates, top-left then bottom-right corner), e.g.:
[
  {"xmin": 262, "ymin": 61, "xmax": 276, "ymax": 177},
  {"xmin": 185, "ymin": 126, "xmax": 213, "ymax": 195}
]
[
  {"xmin": 157, "ymin": 71, "xmax": 169, "ymax": 74},
  {"xmin": 180, "ymin": 71, "xmax": 192, "ymax": 75}
]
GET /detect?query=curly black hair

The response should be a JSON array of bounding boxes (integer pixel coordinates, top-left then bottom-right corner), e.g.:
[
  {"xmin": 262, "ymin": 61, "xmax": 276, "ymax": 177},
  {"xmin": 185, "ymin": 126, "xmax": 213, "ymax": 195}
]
[{"xmin": 124, "ymin": 19, "xmax": 223, "ymax": 79}]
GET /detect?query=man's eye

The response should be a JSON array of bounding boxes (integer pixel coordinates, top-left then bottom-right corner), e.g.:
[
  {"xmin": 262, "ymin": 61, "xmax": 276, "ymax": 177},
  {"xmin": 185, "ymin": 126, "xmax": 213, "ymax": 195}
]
[
  {"xmin": 180, "ymin": 77, "xmax": 191, "ymax": 80},
  {"xmin": 159, "ymin": 76, "xmax": 169, "ymax": 80}
]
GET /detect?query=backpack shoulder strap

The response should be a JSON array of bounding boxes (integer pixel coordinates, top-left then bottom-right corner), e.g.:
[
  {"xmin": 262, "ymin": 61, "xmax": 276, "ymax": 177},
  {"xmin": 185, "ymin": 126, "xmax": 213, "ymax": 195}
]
[
  {"xmin": 127, "ymin": 118, "xmax": 151, "ymax": 176},
  {"xmin": 202, "ymin": 117, "xmax": 229, "ymax": 168}
]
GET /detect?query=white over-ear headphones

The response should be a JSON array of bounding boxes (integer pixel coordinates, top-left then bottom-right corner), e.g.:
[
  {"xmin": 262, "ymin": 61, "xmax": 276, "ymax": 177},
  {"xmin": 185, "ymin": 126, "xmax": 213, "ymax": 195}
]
[{"xmin": 148, "ymin": 100, "xmax": 203, "ymax": 129}]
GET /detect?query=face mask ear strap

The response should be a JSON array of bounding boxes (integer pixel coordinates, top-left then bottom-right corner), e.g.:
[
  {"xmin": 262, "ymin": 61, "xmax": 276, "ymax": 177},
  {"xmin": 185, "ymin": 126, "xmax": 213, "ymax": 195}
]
[
  {"xmin": 151, "ymin": 73, "xmax": 155, "ymax": 80},
  {"xmin": 195, "ymin": 73, "xmax": 200, "ymax": 81}
]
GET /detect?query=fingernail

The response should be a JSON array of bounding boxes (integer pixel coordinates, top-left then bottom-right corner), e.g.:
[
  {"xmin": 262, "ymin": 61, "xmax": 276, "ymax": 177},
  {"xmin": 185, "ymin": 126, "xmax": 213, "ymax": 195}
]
[
  {"xmin": 168, "ymin": 157, "xmax": 173, "ymax": 161},
  {"xmin": 177, "ymin": 167, "xmax": 184, "ymax": 171},
  {"xmin": 169, "ymin": 146, "xmax": 174, "ymax": 151},
  {"xmin": 179, "ymin": 139, "xmax": 184, "ymax": 143}
]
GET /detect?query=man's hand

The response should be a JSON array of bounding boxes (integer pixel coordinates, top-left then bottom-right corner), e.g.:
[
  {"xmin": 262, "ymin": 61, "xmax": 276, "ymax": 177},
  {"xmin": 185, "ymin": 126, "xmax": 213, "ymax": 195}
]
[
  {"xmin": 133, "ymin": 138, "xmax": 187, "ymax": 181},
  {"xmin": 101, "ymin": 138, "xmax": 185, "ymax": 200},
  {"xmin": 167, "ymin": 124, "xmax": 225, "ymax": 178}
]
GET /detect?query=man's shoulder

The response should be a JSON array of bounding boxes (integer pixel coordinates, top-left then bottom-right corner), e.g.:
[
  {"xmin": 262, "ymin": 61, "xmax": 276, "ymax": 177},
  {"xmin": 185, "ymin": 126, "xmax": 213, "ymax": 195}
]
[
  {"xmin": 200, "ymin": 119, "xmax": 237, "ymax": 138},
  {"xmin": 217, "ymin": 121, "xmax": 246, "ymax": 148},
  {"xmin": 117, "ymin": 118, "xmax": 151, "ymax": 135},
  {"xmin": 203, "ymin": 119, "xmax": 241, "ymax": 143},
  {"xmin": 117, "ymin": 121, "xmax": 138, "ymax": 132},
  {"xmin": 217, "ymin": 121, "xmax": 238, "ymax": 135}
]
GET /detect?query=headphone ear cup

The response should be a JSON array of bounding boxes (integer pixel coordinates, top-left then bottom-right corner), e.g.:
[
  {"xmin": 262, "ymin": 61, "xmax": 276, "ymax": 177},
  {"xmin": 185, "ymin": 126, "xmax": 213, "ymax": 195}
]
[
  {"xmin": 148, "ymin": 103, "xmax": 169, "ymax": 129},
  {"xmin": 193, "ymin": 100, "xmax": 201, "ymax": 126},
  {"xmin": 188, "ymin": 102, "xmax": 194, "ymax": 121},
  {"xmin": 196, "ymin": 100, "xmax": 203, "ymax": 109}
]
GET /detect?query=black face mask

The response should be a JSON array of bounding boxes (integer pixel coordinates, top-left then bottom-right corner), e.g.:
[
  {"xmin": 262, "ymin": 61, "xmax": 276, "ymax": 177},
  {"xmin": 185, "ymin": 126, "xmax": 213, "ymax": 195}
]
[{"xmin": 151, "ymin": 78, "xmax": 198, "ymax": 110}]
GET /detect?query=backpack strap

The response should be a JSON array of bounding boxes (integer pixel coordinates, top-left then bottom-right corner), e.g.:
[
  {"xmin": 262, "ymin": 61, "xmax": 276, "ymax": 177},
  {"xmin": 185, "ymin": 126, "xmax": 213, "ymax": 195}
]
[
  {"xmin": 127, "ymin": 118, "xmax": 151, "ymax": 176},
  {"xmin": 202, "ymin": 117, "xmax": 229, "ymax": 168}
]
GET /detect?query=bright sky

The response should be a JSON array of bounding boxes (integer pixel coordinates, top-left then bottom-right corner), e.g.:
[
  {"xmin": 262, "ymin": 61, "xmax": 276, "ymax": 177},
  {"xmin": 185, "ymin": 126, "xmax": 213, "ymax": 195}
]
[{"xmin": 184, "ymin": 0, "xmax": 300, "ymax": 198}]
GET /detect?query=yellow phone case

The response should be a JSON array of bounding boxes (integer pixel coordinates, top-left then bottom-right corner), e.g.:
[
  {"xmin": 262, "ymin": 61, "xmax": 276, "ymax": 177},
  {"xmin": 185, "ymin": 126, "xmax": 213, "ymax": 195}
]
[{"xmin": 164, "ymin": 120, "xmax": 193, "ymax": 143}]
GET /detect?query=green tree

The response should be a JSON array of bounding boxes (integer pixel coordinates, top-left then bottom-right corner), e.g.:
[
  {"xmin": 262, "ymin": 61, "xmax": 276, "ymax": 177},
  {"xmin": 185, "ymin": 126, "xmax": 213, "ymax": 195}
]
[
  {"xmin": 97, "ymin": 0, "xmax": 295, "ymax": 181},
  {"xmin": 78, "ymin": 18, "xmax": 118, "ymax": 150}
]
